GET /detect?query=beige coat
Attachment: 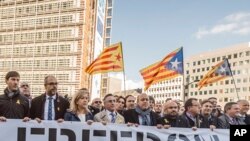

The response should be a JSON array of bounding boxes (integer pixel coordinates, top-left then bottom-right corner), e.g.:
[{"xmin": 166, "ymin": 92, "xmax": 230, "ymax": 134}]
[{"xmin": 94, "ymin": 110, "xmax": 125, "ymax": 124}]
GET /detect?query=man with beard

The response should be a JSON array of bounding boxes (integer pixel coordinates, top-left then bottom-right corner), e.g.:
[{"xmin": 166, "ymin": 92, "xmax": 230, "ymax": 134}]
[
  {"xmin": 0, "ymin": 71, "xmax": 29, "ymax": 122},
  {"xmin": 30, "ymin": 75, "xmax": 69, "ymax": 122},
  {"xmin": 200, "ymin": 100, "xmax": 218, "ymax": 129},
  {"xmin": 154, "ymin": 102, "xmax": 163, "ymax": 117},
  {"xmin": 124, "ymin": 93, "xmax": 159, "ymax": 126},
  {"xmin": 157, "ymin": 100, "xmax": 179, "ymax": 128}
]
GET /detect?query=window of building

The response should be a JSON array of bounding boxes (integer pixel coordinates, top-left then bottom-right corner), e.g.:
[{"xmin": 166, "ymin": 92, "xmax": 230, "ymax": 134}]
[
  {"xmin": 224, "ymin": 98, "xmax": 228, "ymax": 102},
  {"xmin": 198, "ymin": 61, "xmax": 200, "ymax": 65},
  {"xmin": 217, "ymin": 57, "xmax": 220, "ymax": 61},
  {"xmin": 234, "ymin": 53, "xmax": 237, "ymax": 58},
  {"xmin": 212, "ymin": 58, "xmax": 215, "ymax": 62},
  {"xmin": 193, "ymin": 62, "xmax": 196, "ymax": 66}
]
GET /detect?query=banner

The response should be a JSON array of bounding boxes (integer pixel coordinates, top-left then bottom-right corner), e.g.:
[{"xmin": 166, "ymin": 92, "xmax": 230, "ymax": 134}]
[{"xmin": 0, "ymin": 119, "xmax": 229, "ymax": 141}]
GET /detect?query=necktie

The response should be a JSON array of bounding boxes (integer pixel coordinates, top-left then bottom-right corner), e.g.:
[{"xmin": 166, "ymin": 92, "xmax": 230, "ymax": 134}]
[
  {"xmin": 48, "ymin": 97, "xmax": 53, "ymax": 120},
  {"xmin": 110, "ymin": 112, "xmax": 116, "ymax": 123}
]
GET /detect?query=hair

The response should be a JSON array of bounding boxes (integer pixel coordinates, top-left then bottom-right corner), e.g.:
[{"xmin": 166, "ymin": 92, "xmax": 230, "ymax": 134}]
[
  {"xmin": 103, "ymin": 93, "xmax": 113, "ymax": 101},
  {"xmin": 5, "ymin": 71, "xmax": 20, "ymax": 80},
  {"xmin": 184, "ymin": 98, "xmax": 198, "ymax": 111},
  {"xmin": 79, "ymin": 87, "xmax": 88, "ymax": 91},
  {"xmin": 201, "ymin": 99, "xmax": 213, "ymax": 106},
  {"xmin": 237, "ymin": 100, "xmax": 249, "ymax": 104},
  {"xmin": 224, "ymin": 102, "xmax": 238, "ymax": 113},
  {"xmin": 149, "ymin": 95, "xmax": 155, "ymax": 104},
  {"xmin": 70, "ymin": 89, "xmax": 90, "ymax": 113},
  {"xmin": 116, "ymin": 96, "xmax": 125, "ymax": 103},
  {"xmin": 208, "ymin": 97, "xmax": 217, "ymax": 101},
  {"xmin": 44, "ymin": 75, "xmax": 56, "ymax": 85}
]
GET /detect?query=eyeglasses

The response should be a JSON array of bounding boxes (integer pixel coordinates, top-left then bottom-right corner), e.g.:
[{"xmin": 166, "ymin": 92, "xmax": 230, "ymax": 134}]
[
  {"xmin": 47, "ymin": 82, "xmax": 58, "ymax": 86},
  {"xmin": 128, "ymin": 100, "xmax": 135, "ymax": 103},
  {"xmin": 21, "ymin": 85, "xmax": 29, "ymax": 88},
  {"xmin": 94, "ymin": 101, "xmax": 102, "ymax": 104}
]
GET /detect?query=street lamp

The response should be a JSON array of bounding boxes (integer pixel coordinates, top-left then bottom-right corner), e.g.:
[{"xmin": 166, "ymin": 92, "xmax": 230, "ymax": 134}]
[{"xmin": 183, "ymin": 79, "xmax": 199, "ymax": 101}]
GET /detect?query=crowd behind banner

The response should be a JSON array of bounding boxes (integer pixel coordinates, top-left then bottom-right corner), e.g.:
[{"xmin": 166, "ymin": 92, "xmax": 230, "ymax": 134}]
[{"xmin": 0, "ymin": 71, "xmax": 249, "ymax": 132}]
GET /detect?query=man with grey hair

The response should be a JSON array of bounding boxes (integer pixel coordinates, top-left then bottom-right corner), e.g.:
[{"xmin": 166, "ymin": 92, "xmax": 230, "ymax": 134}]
[
  {"xmin": 218, "ymin": 102, "xmax": 245, "ymax": 129},
  {"xmin": 20, "ymin": 82, "xmax": 32, "ymax": 107},
  {"xmin": 237, "ymin": 100, "xmax": 250, "ymax": 124},
  {"xmin": 123, "ymin": 93, "xmax": 159, "ymax": 126}
]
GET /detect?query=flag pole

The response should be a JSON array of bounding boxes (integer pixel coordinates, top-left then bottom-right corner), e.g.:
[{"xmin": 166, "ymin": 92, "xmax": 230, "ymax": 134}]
[
  {"xmin": 180, "ymin": 47, "xmax": 185, "ymax": 102},
  {"xmin": 226, "ymin": 59, "xmax": 240, "ymax": 100},
  {"xmin": 120, "ymin": 42, "xmax": 126, "ymax": 96}
]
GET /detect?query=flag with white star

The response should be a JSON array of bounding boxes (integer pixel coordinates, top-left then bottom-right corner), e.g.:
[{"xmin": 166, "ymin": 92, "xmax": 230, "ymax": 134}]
[
  {"xmin": 198, "ymin": 59, "xmax": 232, "ymax": 90},
  {"xmin": 140, "ymin": 47, "xmax": 183, "ymax": 90},
  {"xmin": 85, "ymin": 42, "xmax": 124, "ymax": 75}
]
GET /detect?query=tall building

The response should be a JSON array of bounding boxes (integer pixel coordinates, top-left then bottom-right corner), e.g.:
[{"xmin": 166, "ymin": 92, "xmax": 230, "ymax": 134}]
[
  {"xmin": 100, "ymin": 77, "xmax": 121, "ymax": 98},
  {"xmin": 145, "ymin": 76, "xmax": 183, "ymax": 104},
  {"xmin": 185, "ymin": 42, "xmax": 250, "ymax": 106},
  {"xmin": 0, "ymin": 0, "xmax": 112, "ymax": 97}
]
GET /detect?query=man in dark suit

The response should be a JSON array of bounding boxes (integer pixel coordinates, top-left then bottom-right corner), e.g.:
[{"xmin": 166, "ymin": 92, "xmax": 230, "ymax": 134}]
[
  {"xmin": 123, "ymin": 93, "xmax": 159, "ymax": 126},
  {"xmin": 176, "ymin": 98, "xmax": 209, "ymax": 129},
  {"xmin": 237, "ymin": 100, "xmax": 250, "ymax": 125},
  {"xmin": 30, "ymin": 75, "xmax": 69, "ymax": 122},
  {"xmin": 218, "ymin": 102, "xmax": 245, "ymax": 129}
]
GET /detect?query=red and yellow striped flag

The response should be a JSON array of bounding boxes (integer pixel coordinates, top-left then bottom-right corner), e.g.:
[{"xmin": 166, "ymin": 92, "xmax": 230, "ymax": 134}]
[
  {"xmin": 85, "ymin": 42, "xmax": 124, "ymax": 75},
  {"xmin": 198, "ymin": 59, "xmax": 232, "ymax": 90},
  {"xmin": 140, "ymin": 48, "xmax": 183, "ymax": 90}
]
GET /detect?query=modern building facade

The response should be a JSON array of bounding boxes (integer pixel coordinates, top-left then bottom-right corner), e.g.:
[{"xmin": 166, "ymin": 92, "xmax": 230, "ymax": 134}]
[
  {"xmin": 0, "ymin": 0, "xmax": 113, "ymax": 97},
  {"xmin": 145, "ymin": 42, "xmax": 250, "ymax": 107},
  {"xmin": 185, "ymin": 42, "xmax": 250, "ymax": 107},
  {"xmin": 145, "ymin": 76, "xmax": 183, "ymax": 104}
]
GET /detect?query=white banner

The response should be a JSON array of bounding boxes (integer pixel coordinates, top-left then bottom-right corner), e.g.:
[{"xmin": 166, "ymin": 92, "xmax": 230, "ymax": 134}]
[{"xmin": 0, "ymin": 119, "xmax": 229, "ymax": 141}]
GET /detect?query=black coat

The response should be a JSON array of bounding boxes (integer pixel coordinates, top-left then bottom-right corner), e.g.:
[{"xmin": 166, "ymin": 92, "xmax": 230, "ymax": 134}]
[
  {"xmin": 156, "ymin": 116, "xmax": 178, "ymax": 127},
  {"xmin": 30, "ymin": 93, "xmax": 69, "ymax": 120},
  {"xmin": 0, "ymin": 89, "xmax": 29, "ymax": 119},
  {"xmin": 176, "ymin": 113, "xmax": 209, "ymax": 128},
  {"xmin": 123, "ymin": 109, "xmax": 159, "ymax": 126}
]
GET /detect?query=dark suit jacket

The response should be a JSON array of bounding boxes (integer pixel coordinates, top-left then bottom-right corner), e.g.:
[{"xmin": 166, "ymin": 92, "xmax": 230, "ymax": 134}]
[
  {"xmin": 243, "ymin": 114, "xmax": 250, "ymax": 125},
  {"xmin": 218, "ymin": 114, "xmax": 246, "ymax": 129},
  {"xmin": 123, "ymin": 109, "xmax": 159, "ymax": 126},
  {"xmin": 64, "ymin": 111, "xmax": 93, "ymax": 122},
  {"xmin": 30, "ymin": 93, "xmax": 69, "ymax": 120},
  {"xmin": 176, "ymin": 113, "xmax": 209, "ymax": 128}
]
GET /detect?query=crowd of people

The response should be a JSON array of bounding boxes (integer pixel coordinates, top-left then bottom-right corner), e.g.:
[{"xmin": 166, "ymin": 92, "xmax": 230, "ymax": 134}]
[{"xmin": 0, "ymin": 71, "xmax": 249, "ymax": 131}]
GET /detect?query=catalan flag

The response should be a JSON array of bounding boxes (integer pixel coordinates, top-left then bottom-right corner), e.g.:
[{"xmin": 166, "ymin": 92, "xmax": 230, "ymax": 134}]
[
  {"xmin": 85, "ymin": 42, "xmax": 124, "ymax": 75},
  {"xmin": 198, "ymin": 59, "xmax": 232, "ymax": 90},
  {"xmin": 140, "ymin": 47, "xmax": 183, "ymax": 90}
]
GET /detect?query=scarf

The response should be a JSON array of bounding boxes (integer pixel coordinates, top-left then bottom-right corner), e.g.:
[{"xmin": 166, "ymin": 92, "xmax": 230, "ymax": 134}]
[
  {"xmin": 4, "ymin": 88, "xmax": 20, "ymax": 98},
  {"xmin": 135, "ymin": 106, "xmax": 151, "ymax": 125}
]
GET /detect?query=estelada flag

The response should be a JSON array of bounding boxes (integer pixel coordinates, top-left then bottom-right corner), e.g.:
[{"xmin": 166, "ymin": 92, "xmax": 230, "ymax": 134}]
[
  {"xmin": 140, "ymin": 47, "xmax": 183, "ymax": 90},
  {"xmin": 198, "ymin": 59, "xmax": 232, "ymax": 90},
  {"xmin": 85, "ymin": 42, "xmax": 124, "ymax": 75}
]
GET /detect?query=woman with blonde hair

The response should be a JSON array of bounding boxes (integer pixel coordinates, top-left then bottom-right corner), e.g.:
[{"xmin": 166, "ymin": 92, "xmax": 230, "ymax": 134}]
[{"xmin": 64, "ymin": 89, "xmax": 93, "ymax": 123}]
